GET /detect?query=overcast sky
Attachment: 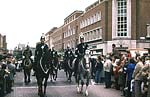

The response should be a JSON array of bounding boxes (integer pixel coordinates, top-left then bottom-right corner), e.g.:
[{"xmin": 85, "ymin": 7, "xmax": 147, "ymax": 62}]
[{"xmin": 0, "ymin": 0, "xmax": 95, "ymax": 50}]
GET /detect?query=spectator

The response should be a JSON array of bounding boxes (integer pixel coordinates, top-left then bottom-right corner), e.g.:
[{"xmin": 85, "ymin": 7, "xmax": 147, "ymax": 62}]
[
  {"xmin": 95, "ymin": 55, "xmax": 103, "ymax": 84},
  {"xmin": 139, "ymin": 56, "xmax": 150, "ymax": 97},
  {"xmin": 125, "ymin": 58, "xmax": 136, "ymax": 97},
  {"xmin": 132, "ymin": 56, "xmax": 144, "ymax": 97},
  {"xmin": 104, "ymin": 55, "xmax": 112, "ymax": 88},
  {"xmin": 6, "ymin": 55, "xmax": 16, "ymax": 93}
]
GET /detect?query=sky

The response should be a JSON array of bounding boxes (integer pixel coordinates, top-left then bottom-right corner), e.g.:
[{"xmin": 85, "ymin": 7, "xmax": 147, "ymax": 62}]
[{"xmin": 0, "ymin": 0, "xmax": 96, "ymax": 50}]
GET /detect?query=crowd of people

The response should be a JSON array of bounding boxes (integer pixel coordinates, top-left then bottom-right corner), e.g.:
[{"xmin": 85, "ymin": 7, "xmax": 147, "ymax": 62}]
[
  {"xmin": 0, "ymin": 33, "xmax": 150, "ymax": 97},
  {"xmin": 0, "ymin": 54, "xmax": 16, "ymax": 96},
  {"xmin": 91, "ymin": 44, "xmax": 150, "ymax": 97}
]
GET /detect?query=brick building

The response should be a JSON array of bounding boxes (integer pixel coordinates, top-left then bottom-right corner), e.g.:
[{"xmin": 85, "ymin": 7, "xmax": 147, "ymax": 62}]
[{"xmin": 45, "ymin": 0, "xmax": 150, "ymax": 55}]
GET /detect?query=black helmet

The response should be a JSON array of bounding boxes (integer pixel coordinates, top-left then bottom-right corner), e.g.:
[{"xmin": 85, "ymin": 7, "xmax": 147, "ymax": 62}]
[
  {"xmin": 79, "ymin": 34, "xmax": 84, "ymax": 40},
  {"xmin": 40, "ymin": 36, "xmax": 45, "ymax": 41},
  {"xmin": 26, "ymin": 45, "xmax": 30, "ymax": 49}
]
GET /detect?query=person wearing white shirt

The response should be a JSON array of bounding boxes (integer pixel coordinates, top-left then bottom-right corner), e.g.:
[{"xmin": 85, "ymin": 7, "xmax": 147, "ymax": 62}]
[{"xmin": 104, "ymin": 55, "xmax": 112, "ymax": 88}]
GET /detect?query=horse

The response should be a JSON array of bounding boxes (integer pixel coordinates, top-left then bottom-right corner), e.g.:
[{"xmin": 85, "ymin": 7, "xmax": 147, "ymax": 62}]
[
  {"xmin": 49, "ymin": 57, "xmax": 59, "ymax": 82},
  {"xmin": 64, "ymin": 55, "xmax": 74, "ymax": 82},
  {"xmin": 23, "ymin": 56, "xmax": 32, "ymax": 83},
  {"xmin": 73, "ymin": 49, "xmax": 91, "ymax": 96},
  {"xmin": 34, "ymin": 50, "xmax": 50, "ymax": 97}
]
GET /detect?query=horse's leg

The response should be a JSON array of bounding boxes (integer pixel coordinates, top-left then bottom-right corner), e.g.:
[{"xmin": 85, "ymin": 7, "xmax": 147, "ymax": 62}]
[
  {"xmin": 38, "ymin": 77, "xmax": 43, "ymax": 96},
  {"xmin": 85, "ymin": 73, "xmax": 90, "ymax": 96},
  {"xmin": 53, "ymin": 68, "xmax": 57, "ymax": 81},
  {"xmin": 76, "ymin": 74, "xmax": 80, "ymax": 93},
  {"xmin": 27, "ymin": 69, "xmax": 31, "ymax": 83},
  {"xmin": 50, "ymin": 74, "xmax": 53, "ymax": 82},
  {"xmin": 36, "ymin": 76, "xmax": 40, "ymax": 95},
  {"xmin": 24, "ymin": 69, "xmax": 27, "ymax": 83},
  {"xmin": 55, "ymin": 69, "xmax": 58, "ymax": 80},
  {"xmin": 80, "ymin": 73, "xmax": 84, "ymax": 94},
  {"xmin": 44, "ymin": 74, "xmax": 49, "ymax": 96},
  {"xmin": 66, "ymin": 70, "xmax": 68, "ymax": 80},
  {"xmin": 68, "ymin": 69, "xmax": 72, "ymax": 82}
]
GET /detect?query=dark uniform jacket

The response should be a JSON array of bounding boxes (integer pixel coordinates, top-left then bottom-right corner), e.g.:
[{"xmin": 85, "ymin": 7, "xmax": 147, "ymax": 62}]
[
  {"xmin": 34, "ymin": 43, "xmax": 49, "ymax": 62},
  {"xmin": 50, "ymin": 49, "xmax": 58, "ymax": 59},
  {"xmin": 75, "ymin": 43, "xmax": 88, "ymax": 57},
  {"xmin": 23, "ymin": 49, "xmax": 32, "ymax": 58},
  {"xmin": 64, "ymin": 49, "xmax": 74, "ymax": 59}
]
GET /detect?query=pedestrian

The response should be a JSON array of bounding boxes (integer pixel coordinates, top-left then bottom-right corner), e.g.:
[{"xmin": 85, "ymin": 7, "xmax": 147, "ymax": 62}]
[
  {"xmin": 95, "ymin": 55, "xmax": 103, "ymax": 84},
  {"xmin": 125, "ymin": 58, "xmax": 136, "ymax": 97},
  {"xmin": 6, "ymin": 55, "xmax": 16, "ymax": 93},
  {"xmin": 132, "ymin": 56, "xmax": 144, "ymax": 97},
  {"xmin": 104, "ymin": 55, "xmax": 112, "ymax": 88}
]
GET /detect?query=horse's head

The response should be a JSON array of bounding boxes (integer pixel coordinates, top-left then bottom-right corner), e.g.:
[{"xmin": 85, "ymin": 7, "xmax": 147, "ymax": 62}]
[
  {"xmin": 81, "ymin": 49, "xmax": 91, "ymax": 70},
  {"xmin": 85, "ymin": 49, "xmax": 91, "ymax": 56}
]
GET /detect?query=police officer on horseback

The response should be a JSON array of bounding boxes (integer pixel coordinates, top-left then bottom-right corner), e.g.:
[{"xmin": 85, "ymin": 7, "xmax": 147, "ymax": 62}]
[
  {"xmin": 22, "ymin": 44, "xmax": 33, "ymax": 83},
  {"xmin": 64, "ymin": 44, "xmax": 74, "ymax": 60},
  {"xmin": 74, "ymin": 34, "xmax": 88, "ymax": 76},
  {"xmin": 23, "ymin": 45, "xmax": 33, "ymax": 63},
  {"xmin": 64, "ymin": 44, "xmax": 74, "ymax": 71},
  {"xmin": 50, "ymin": 45, "xmax": 58, "ymax": 60},
  {"xmin": 33, "ymin": 35, "xmax": 49, "ymax": 73},
  {"xmin": 50, "ymin": 45, "xmax": 58, "ymax": 81}
]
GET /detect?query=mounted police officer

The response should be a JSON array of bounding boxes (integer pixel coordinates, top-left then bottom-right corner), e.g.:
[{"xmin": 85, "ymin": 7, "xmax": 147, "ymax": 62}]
[
  {"xmin": 64, "ymin": 44, "xmax": 74, "ymax": 73},
  {"xmin": 64, "ymin": 44, "xmax": 74, "ymax": 61},
  {"xmin": 74, "ymin": 34, "xmax": 88, "ymax": 76},
  {"xmin": 50, "ymin": 45, "xmax": 58, "ymax": 60},
  {"xmin": 50, "ymin": 45, "xmax": 58, "ymax": 81},
  {"xmin": 22, "ymin": 45, "xmax": 33, "ymax": 83},
  {"xmin": 22, "ymin": 45, "xmax": 33, "ymax": 64},
  {"xmin": 33, "ymin": 35, "xmax": 49, "ymax": 73}
]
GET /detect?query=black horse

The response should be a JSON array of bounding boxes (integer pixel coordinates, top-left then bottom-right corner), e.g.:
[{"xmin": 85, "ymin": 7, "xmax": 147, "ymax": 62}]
[
  {"xmin": 73, "ymin": 49, "xmax": 91, "ymax": 96},
  {"xmin": 49, "ymin": 57, "xmax": 59, "ymax": 82},
  {"xmin": 34, "ymin": 50, "xmax": 50, "ymax": 97},
  {"xmin": 64, "ymin": 55, "xmax": 74, "ymax": 82},
  {"xmin": 23, "ymin": 56, "xmax": 32, "ymax": 83}
]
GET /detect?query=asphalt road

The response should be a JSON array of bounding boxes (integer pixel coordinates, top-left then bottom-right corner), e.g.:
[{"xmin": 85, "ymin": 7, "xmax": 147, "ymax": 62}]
[{"xmin": 4, "ymin": 69, "xmax": 123, "ymax": 97}]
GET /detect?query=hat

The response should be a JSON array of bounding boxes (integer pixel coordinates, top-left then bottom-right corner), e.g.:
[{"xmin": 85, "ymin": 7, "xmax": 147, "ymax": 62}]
[{"xmin": 40, "ymin": 36, "xmax": 45, "ymax": 40}]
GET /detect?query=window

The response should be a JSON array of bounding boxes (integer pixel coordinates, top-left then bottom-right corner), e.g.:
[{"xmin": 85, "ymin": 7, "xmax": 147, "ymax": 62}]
[
  {"xmin": 93, "ymin": 15, "xmax": 96, "ymax": 23},
  {"xmin": 97, "ymin": 12, "xmax": 101, "ymax": 21},
  {"xmin": 117, "ymin": 0, "xmax": 127, "ymax": 37},
  {"xmin": 91, "ymin": 16, "xmax": 94, "ymax": 24},
  {"xmin": 147, "ymin": 24, "xmax": 150, "ymax": 37}
]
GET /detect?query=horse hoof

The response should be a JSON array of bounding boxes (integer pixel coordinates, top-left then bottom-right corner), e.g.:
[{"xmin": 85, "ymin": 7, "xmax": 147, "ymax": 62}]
[
  {"xmin": 77, "ymin": 87, "xmax": 80, "ymax": 93},
  {"xmin": 85, "ymin": 90, "xmax": 88, "ymax": 96}
]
